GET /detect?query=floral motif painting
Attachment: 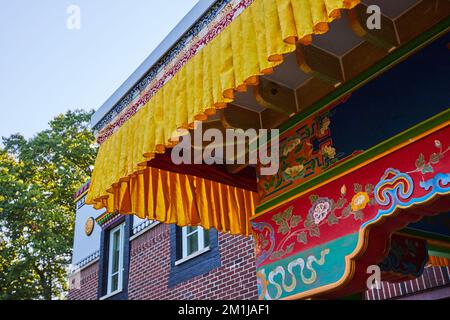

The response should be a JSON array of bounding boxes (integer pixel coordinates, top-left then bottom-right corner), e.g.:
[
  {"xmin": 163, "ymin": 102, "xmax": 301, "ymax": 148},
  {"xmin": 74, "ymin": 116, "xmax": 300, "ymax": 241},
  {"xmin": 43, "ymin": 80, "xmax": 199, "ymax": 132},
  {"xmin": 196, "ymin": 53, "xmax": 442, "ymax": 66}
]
[
  {"xmin": 252, "ymin": 125, "xmax": 450, "ymax": 300},
  {"xmin": 258, "ymin": 104, "xmax": 346, "ymax": 202},
  {"xmin": 264, "ymin": 182, "xmax": 375, "ymax": 262}
]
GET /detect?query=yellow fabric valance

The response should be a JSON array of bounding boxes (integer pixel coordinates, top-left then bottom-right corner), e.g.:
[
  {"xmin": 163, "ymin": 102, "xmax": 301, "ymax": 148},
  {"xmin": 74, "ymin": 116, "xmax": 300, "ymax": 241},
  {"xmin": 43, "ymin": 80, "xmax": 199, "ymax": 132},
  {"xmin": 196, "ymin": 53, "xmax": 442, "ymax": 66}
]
[
  {"xmin": 92, "ymin": 167, "xmax": 258, "ymax": 235},
  {"xmin": 86, "ymin": 0, "xmax": 360, "ymax": 235}
]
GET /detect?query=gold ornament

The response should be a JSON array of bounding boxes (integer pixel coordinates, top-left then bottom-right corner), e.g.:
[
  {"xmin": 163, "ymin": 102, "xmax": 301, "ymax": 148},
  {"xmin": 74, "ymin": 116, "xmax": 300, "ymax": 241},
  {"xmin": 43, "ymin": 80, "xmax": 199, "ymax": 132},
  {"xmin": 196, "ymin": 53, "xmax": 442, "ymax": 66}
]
[{"xmin": 85, "ymin": 217, "xmax": 95, "ymax": 236}]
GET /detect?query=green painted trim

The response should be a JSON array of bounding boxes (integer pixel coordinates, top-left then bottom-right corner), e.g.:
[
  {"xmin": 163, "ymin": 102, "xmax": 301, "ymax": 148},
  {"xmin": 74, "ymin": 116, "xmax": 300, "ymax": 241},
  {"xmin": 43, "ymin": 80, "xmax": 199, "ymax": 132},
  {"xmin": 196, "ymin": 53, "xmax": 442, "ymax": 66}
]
[
  {"xmin": 428, "ymin": 249, "xmax": 450, "ymax": 259},
  {"xmin": 279, "ymin": 17, "xmax": 450, "ymax": 136},
  {"xmin": 256, "ymin": 108, "xmax": 450, "ymax": 213},
  {"xmin": 255, "ymin": 18, "xmax": 450, "ymax": 214},
  {"xmin": 401, "ymin": 227, "xmax": 450, "ymax": 244}
]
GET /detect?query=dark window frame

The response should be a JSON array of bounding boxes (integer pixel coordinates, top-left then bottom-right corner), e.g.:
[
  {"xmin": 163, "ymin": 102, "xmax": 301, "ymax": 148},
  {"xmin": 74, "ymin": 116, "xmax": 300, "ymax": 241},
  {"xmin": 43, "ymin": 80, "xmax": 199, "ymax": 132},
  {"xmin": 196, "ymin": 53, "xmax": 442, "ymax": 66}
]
[
  {"xmin": 97, "ymin": 215, "xmax": 132, "ymax": 300},
  {"xmin": 168, "ymin": 225, "xmax": 221, "ymax": 288}
]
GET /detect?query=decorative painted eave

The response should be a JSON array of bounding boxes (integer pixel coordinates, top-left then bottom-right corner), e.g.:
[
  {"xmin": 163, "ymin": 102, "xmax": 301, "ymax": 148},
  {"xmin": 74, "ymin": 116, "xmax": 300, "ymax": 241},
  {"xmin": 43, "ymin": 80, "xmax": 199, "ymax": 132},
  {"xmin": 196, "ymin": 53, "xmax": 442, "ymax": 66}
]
[
  {"xmin": 86, "ymin": 0, "xmax": 360, "ymax": 236},
  {"xmin": 74, "ymin": 180, "xmax": 91, "ymax": 202},
  {"xmin": 95, "ymin": 211, "xmax": 122, "ymax": 229},
  {"xmin": 92, "ymin": 0, "xmax": 249, "ymax": 141}
]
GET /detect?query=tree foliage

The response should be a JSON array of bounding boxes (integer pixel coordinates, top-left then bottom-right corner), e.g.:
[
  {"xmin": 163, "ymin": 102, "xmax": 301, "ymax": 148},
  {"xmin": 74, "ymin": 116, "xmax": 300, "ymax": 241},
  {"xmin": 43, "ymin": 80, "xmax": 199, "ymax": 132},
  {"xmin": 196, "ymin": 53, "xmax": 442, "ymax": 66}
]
[{"xmin": 0, "ymin": 110, "xmax": 97, "ymax": 299}]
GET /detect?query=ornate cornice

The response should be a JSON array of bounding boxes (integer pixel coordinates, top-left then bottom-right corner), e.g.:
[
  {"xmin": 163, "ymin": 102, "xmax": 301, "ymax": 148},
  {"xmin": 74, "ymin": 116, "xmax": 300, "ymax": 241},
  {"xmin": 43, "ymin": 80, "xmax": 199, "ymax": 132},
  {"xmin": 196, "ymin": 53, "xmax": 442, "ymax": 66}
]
[
  {"xmin": 95, "ymin": 211, "xmax": 123, "ymax": 229},
  {"xmin": 74, "ymin": 180, "xmax": 91, "ymax": 202},
  {"xmin": 93, "ymin": 0, "xmax": 254, "ymax": 143}
]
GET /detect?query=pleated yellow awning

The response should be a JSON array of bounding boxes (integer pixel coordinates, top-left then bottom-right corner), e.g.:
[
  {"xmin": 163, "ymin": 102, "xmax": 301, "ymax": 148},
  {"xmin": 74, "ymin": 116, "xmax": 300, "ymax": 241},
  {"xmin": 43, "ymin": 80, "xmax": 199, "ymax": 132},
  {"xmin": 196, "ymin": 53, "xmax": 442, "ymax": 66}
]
[
  {"xmin": 86, "ymin": 0, "xmax": 360, "ymax": 235},
  {"xmin": 91, "ymin": 166, "xmax": 258, "ymax": 235}
]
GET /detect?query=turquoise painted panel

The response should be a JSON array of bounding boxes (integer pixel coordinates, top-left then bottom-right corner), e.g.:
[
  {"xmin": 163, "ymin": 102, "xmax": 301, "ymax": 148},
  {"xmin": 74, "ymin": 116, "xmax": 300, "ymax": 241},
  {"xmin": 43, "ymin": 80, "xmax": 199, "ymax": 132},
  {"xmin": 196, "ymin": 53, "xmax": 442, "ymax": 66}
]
[{"xmin": 257, "ymin": 233, "xmax": 359, "ymax": 300}]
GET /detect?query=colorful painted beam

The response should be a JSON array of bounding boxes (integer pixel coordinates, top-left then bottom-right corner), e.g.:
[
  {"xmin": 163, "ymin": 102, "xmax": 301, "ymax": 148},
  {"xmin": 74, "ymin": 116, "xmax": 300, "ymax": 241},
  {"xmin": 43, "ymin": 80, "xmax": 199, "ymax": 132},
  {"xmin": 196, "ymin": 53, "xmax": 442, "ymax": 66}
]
[
  {"xmin": 252, "ymin": 123, "xmax": 450, "ymax": 299},
  {"xmin": 257, "ymin": 34, "xmax": 450, "ymax": 204},
  {"xmin": 95, "ymin": 211, "xmax": 122, "ymax": 230}
]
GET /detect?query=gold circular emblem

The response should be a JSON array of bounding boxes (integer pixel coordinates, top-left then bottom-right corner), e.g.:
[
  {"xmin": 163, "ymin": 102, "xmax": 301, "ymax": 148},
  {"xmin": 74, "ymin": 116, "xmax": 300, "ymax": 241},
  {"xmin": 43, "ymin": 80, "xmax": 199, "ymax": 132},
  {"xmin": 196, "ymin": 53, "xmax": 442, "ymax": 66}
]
[{"xmin": 85, "ymin": 217, "xmax": 95, "ymax": 236}]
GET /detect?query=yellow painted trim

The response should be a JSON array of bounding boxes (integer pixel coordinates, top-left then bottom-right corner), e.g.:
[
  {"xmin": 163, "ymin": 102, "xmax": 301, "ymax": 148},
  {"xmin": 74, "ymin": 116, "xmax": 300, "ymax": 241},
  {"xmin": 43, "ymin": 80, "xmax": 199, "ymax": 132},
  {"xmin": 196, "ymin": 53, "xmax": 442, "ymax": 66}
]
[
  {"xmin": 74, "ymin": 190, "xmax": 89, "ymax": 203},
  {"xmin": 251, "ymin": 121, "xmax": 449, "ymax": 221}
]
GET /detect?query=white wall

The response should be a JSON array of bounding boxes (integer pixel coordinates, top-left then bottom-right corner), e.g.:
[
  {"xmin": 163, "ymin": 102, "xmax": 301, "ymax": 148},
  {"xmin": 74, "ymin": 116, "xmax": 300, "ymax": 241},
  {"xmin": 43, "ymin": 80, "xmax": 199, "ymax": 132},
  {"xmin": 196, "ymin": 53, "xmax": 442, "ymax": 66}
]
[{"xmin": 71, "ymin": 197, "xmax": 102, "ymax": 266}]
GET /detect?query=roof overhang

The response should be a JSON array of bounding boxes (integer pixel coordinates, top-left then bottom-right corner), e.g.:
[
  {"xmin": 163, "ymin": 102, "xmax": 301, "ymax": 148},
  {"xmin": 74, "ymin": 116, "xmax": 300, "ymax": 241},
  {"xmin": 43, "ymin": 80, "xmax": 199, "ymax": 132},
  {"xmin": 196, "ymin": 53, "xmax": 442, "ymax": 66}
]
[
  {"xmin": 86, "ymin": 0, "xmax": 450, "ymax": 235},
  {"xmin": 91, "ymin": 0, "xmax": 218, "ymax": 128}
]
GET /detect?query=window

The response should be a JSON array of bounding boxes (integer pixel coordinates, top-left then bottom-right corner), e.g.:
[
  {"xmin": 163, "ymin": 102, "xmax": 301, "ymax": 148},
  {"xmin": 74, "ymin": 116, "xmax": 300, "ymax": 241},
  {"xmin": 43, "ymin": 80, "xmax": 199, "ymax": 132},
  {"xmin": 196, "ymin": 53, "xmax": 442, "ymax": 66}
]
[
  {"xmin": 98, "ymin": 217, "xmax": 131, "ymax": 300},
  {"xmin": 169, "ymin": 225, "xmax": 220, "ymax": 287},
  {"xmin": 178, "ymin": 226, "xmax": 210, "ymax": 262},
  {"xmin": 107, "ymin": 223, "xmax": 125, "ymax": 295}
]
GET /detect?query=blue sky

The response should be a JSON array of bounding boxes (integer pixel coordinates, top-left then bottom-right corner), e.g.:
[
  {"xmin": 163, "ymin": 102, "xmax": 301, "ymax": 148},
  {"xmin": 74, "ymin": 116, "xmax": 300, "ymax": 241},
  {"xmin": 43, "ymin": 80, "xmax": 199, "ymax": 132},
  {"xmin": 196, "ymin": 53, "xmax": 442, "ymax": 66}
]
[{"xmin": 0, "ymin": 0, "xmax": 198, "ymax": 139}]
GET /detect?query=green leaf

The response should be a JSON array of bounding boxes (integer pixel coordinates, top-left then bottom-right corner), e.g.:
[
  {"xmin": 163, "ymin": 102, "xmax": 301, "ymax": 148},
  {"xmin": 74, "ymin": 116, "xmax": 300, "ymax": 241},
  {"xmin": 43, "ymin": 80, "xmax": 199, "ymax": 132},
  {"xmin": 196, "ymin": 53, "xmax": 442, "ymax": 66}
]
[
  {"xmin": 342, "ymin": 205, "xmax": 352, "ymax": 218},
  {"xmin": 430, "ymin": 153, "xmax": 441, "ymax": 164},
  {"xmin": 309, "ymin": 194, "xmax": 319, "ymax": 204},
  {"xmin": 415, "ymin": 153, "xmax": 425, "ymax": 170},
  {"xmin": 303, "ymin": 216, "xmax": 314, "ymax": 228},
  {"xmin": 421, "ymin": 163, "xmax": 434, "ymax": 174},
  {"xmin": 278, "ymin": 222, "xmax": 290, "ymax": 235},
  {"xmin": 297, "ymin": 232, "xmax": 308, "ymax": 244},
  {"xmin": 327, "ymin": 213, "xmax": 339, "ymax": 226},
  {"xmin": 272, "ymin": 214, "xmax": 284, "ymax": 225},
  {"xmin": 365, "ymin": 184, "xmax": 374, "ymax": 194},
  {"xmin": 354, "ymin": 211, "xmax": 364, "ymax": 220},
  {"xmin": 286, "ymin": 243, "xmax": 295, "ymax": 254},
  {"xmin": 336, "ymin": 197, "xmax": 346, "ymax": 209},
  {"xmin": 294, "ymin": 144, "xmax": 304, "ymax": 153},
  {"xmin": 270, "ymin": 250, "xmax": 285, "ymax": 260},
  {"xmin": 281, "ymin": 206, "xmax": 293, "ymax": 220},
  {"xmin": 354, "ymin": 183, "xmax": 362, "ymax": 193},
  {"xmin": 309, "ymin": 227, "xmax": 320, "ymax": 237},
  {"xmin": 290, "ymin": 215, "xmax": 302, "ymax": 227}
]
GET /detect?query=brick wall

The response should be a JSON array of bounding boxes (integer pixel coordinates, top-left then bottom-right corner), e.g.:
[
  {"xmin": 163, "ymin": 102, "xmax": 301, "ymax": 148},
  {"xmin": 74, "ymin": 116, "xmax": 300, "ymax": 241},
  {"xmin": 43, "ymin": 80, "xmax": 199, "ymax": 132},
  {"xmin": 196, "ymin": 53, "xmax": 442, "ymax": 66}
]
[
  {"xmin": 128, "ymin": 223, "xmax": 258, "ymax": 300},
  {"xmin": 68, "ymin": 261, "xmax": 99, "ymax": 300},
  {"xmin": 67, "ymin": 223, "xmax": 450, "ymax": 300},
  {"xmin": 365, "ymin": 265, "xmax": 450, "ymax": 300}
]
